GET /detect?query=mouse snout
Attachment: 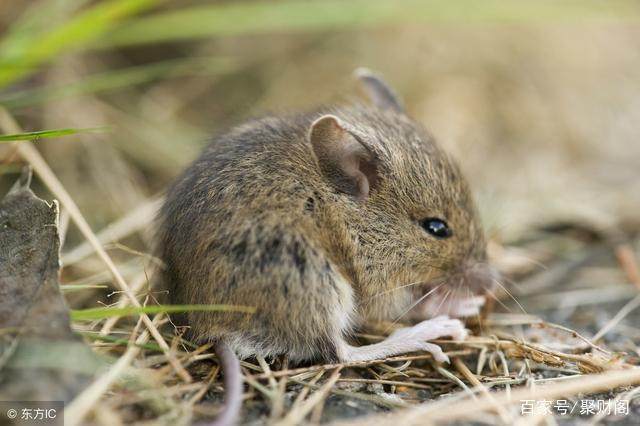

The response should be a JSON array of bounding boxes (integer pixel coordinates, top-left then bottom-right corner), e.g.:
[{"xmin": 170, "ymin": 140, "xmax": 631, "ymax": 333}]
[
  {"xmin": 416, "ymin": 261, "xmax": 498, "ymax": 319},
  {"xmin": 459, "ymin": 261, "xmax": 498, "ymax": 295}
]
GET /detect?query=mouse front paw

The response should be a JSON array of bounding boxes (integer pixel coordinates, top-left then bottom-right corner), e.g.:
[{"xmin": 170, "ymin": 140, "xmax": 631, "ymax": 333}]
[
  {"xmin": 449, "ymin": 295, "xmax": 486, "ymax": 318},
  {"xmin": 388, "ymin": 315, "xmax": 468, "ymax": 362},
  {"xmin": 419, "ymin": 295, "xmax": 486, "ymax": 319}
]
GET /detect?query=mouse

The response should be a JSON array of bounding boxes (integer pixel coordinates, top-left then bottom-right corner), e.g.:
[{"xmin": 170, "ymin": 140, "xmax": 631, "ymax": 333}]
[{"xmin": 156, "ymin": 69, "xmax": 495, "ymax": 425}]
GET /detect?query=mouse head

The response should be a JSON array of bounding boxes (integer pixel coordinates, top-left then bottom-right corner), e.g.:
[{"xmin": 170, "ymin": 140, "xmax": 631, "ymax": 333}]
[{"xmin": 309, "ymin": 70, "xmax": 495, "ymax": 319}]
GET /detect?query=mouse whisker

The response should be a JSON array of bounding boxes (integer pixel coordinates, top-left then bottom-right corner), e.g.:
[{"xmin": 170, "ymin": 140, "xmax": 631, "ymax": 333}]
[
  {"xmin": 491, "ymin": 278, "xmax": 527, "ymax": 314},
  {"xmin": 469, "ymin": 286, "xmax": 486, "ymax": 336},
  {"xmin": 497, "ymin": 274, "xmax": 523, "ymax": 290},
  {"xmin": 432, "ymin": 288, "xmax": 452, "ymax": 318},
  {"xmin": 365, "ymin": 273, "xmax": 451, "ymax": 302},
  {"xmin": 486, "ymin": 252, "xmax": 548, "ymax": 271},
  {"xmin": 361, "ymin": 275, "xmax": 448, "ymax": 313},
  {"xmin": 384, "ymin": 282, "xmax": 446, "ymax": 332},
  {"xmin": 450, "ymin": 282, "xmax": 461, "ymax": 312},
  {"xmin": 364, "ymin": 279, "xmax": 426, "ymax": 301},
  {"xmin": 484, "ymin": 286, "xmax": 512, "ymax": 312},
  {"xmin": 453, "ymin": 278, "xmax": 464, "ymax": 304}
]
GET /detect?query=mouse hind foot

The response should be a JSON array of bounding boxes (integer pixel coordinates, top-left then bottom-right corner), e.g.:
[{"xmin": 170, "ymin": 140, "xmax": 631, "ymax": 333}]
[{"xmin": 336, "ymin": 316, "xmax": 467, "ymax": 364}]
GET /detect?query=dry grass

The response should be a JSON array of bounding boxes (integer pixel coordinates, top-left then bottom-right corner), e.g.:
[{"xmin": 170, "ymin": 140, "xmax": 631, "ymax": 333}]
[
  {"xmin": 4, "ymin": 106, "xmax": 640, "ymax": 422},
  {"xmin": 1, "ymin": 1, "xmax": 640, "ymax": 424}
]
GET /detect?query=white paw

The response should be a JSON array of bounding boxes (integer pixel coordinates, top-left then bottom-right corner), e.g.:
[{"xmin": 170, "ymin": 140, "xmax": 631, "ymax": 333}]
[
  {"xmin": 424, "ymin": 315, "xmax": 469, "ymax": 341},
  {"xmin": 421, "ymin": 295, "xmax": 486, "ymax": 318},
  {"xmin": 390, "ymin": 315, "xmax": 468, "ymax": 341},
  {"xmin": 450, "ymin": 295, "xmax": 486, "ymax": 318},
  {"xmin": 388, "ymin": 316, "xmax": 468, "ymax": 363},
  {"xmin": 416, "ymin": 341, "xmax": 450, "ymax": 363}
]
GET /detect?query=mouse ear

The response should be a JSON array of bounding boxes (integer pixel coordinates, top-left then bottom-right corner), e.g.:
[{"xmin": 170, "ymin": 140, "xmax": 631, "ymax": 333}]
[
  {"xmin": 309, "ymin": 115, "xmax": 379, "ymax": 201},
  {"xmin": 355, "ymin": 68, "xmax": 404, "ymax": 113}
]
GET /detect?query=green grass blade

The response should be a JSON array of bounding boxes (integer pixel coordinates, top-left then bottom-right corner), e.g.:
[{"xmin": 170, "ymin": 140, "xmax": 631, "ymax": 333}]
[
  {"xmin": 99, "ymin": 0, "xmax": 396, "ymax": 46},
  {"xmin": 80, "ymin": 332, "xmax": 163, "ymax": 351},
  {"xmin": 0, "ymin": 127, "xmax": 107, "ymax": 143},
  {"xmin": 0, "ymin": 0, "xmax": 162, "ymax": 89},
  {"xmin": 0, "ymin": 56, "xmax": 235, "ymax": 110},
  {"xmin": 0, "ymin": 0, "xmax": 90, "ymax": 57},
  {"xmin": 60, "ymin": 284, "xmax": 110, "ymax": 293},
  {"xmin": 99, "ymin": 0, "xmax": 640, "ymax": 48},
  {"xmin": 71, "ymin": 304, "xmax": 256, "ymax": 321}
]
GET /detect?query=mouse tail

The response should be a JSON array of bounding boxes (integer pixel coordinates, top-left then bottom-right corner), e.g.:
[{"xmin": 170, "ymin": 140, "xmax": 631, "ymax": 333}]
[{"xmin": 208, "ymin": 341, "xmax": 243, "ymax": 426}]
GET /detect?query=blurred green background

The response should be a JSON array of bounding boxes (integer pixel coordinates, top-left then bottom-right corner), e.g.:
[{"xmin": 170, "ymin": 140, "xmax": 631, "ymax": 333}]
[{"xmin": 1, "ymin": 0, "xmax": 640, "ymax": 261}]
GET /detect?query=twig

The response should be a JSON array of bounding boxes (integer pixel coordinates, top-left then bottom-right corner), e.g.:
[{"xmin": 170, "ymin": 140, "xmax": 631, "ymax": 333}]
[
  {"xmin": 290, "ymin": 371, "xmax": 325, "ymax": 412},
  {"xmin": 336, "ymin": 367, "xmax": 640, "ymax": 425},
  {"xmin": 277, "ymin": 368, "xmax": 342, "ymax": 426},
  {"xmin": 615, "ymin": 244, "xmax": 640, "ymax": 290},
  {"xmin": 271, "ymin": 358, "xmax": 289, "ymax": 420},
  {"xmin": 336, "ymin": 378, "xmax": 433, "ymax": 390},
  {"xmin": 477, "ymin": 346, "xmax": 488, "ymax": 375},
  {"xmin": 431, "ymin": 360, "xmax": 476, "ymax": 399},
  {"xmin": 256, "ymin": 354, "xmax": 284, "ymax": 420},
  {"xmin": 496, "ymin": 350, "xmax": 512, "ymax": 399},
  {"xmin": 453, "ymin": 358, "xmax": 512, "ymax": 424},
  {"xmin": 187, "ymin": 365, "xmax": 220, "ymax": 406},
  {"xmin": 447, "ymin": 334, "xmax": 619, "ymax": 373},
  {"xmin": 249, "ymin": 350, "xmax": 473, "ymax": 380},
  {"xmin": 0, "ymin": 108, "xmax": 191, "ymax": 383},
  {"xmin": 538, "ymin": 321, "xmax": 611, "ymax": 355},
  {"xmin": 99, "ymin": 272, "xmax": 150, "ymax": 336},
  {"xmin": 592, "ymin": 294, "xmax": 640, "ymax": 342},
  {"xmin": 288, "ymin": 377, "xmax": 408, "ymax": 409},
  {"xmin": 257, "ymin": 355, "xmax": 278, "ymax": 389},
  {"xmin": 593, "ymin": 244, "xmax": 640, "ymax": 341},
  {"xmin": 62, "ymin": 197, "xmax": 163, "ymax": 265},
  {"xmin": 588, "ymin": 385, "xmax": 640, "ymax": 425},
  {"xmin": 243, "ymin": 371, "xmax": 274, "ymax": 398},
  {"xmin": 65, "ymin": 315, "xmax": 157, "ymax": 425}
]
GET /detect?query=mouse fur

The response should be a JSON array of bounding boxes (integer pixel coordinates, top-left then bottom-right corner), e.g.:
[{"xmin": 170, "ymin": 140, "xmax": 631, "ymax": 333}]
[{"xmin": 157, "ymin": 74, "xmax": 493, "ymax": 364}]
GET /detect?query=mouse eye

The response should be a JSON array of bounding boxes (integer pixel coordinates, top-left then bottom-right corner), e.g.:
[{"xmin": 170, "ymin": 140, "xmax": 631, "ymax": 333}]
[{"xmin": 420, "ymin": 218, "xmax": 453, "ymax": 239}]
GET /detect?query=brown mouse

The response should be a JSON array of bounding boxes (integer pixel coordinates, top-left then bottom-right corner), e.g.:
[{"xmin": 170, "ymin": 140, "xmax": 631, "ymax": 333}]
[{"xmin": 156, "ymin": 69, "xmax": 495, "ymax": 425}]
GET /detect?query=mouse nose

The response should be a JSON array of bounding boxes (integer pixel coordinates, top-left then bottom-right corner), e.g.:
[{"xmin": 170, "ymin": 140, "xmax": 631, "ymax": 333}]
[{"xmin": 461, "ymin": 261, "xmax": 498, "ymax": 294}]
